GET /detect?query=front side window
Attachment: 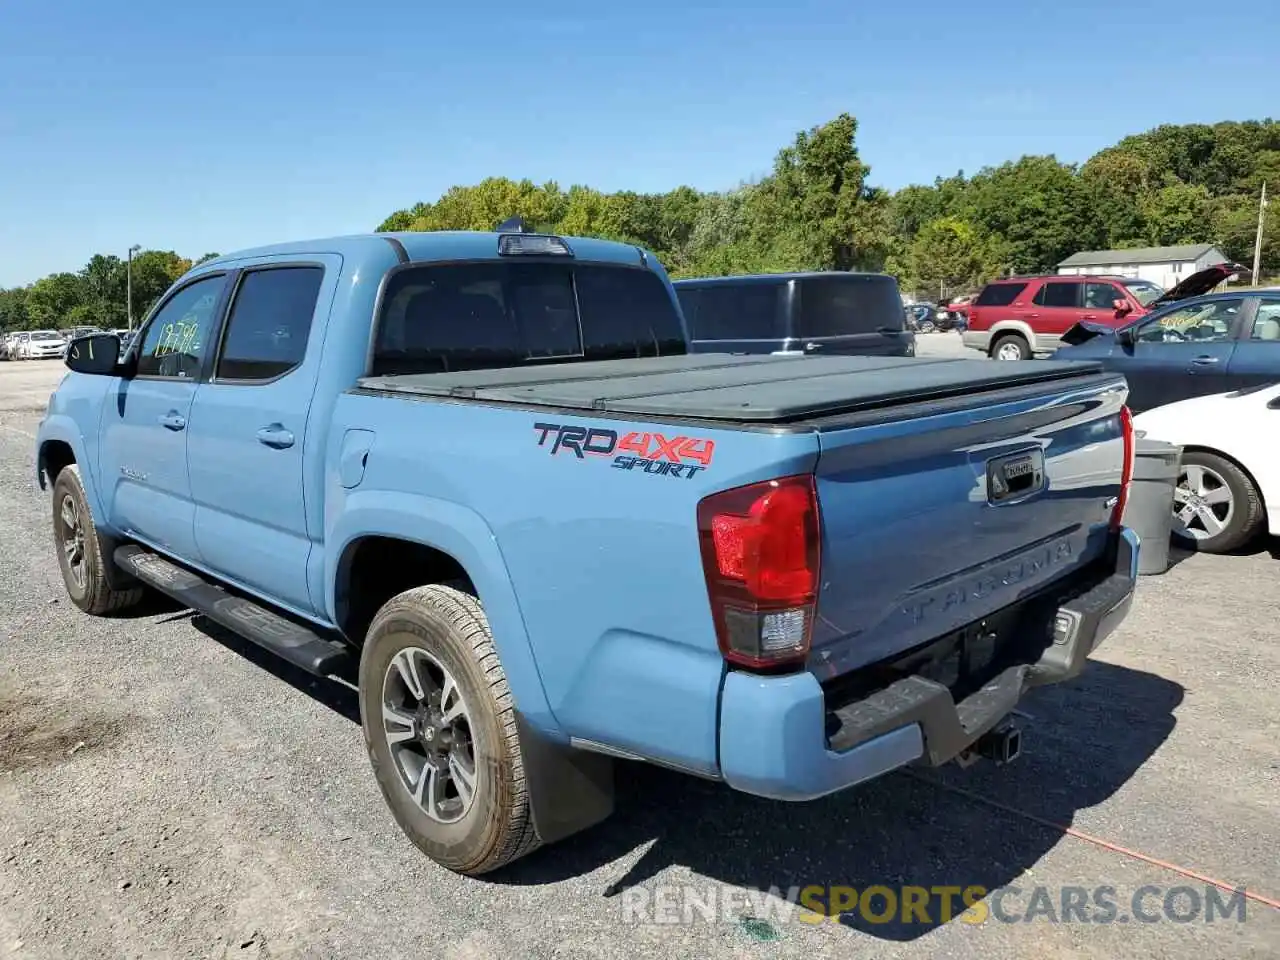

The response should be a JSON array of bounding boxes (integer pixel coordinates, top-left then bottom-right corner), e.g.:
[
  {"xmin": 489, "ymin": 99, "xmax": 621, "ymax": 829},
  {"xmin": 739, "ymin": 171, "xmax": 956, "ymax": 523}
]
[
  {"xmin": 1084, "ymin": 282, "xmax": 1122, "ymax": 310},
  {"xmin": 1137, "ymin": 299, "xmax": 1243, "ymax": 343},
  {"xmin": 136, "ymin": 275, "xmax": 225, "ymax": 378},
  {"xmin": 373, "ymin": 262, "xmax": 685, "ymax": 376},
  {"xmin": 216, "ymin": 267, "xmax": 324, "ymax": 381},
  {"xmin": 1033, "ymin": 281, "xmax": 1081, "ymax": 308}
]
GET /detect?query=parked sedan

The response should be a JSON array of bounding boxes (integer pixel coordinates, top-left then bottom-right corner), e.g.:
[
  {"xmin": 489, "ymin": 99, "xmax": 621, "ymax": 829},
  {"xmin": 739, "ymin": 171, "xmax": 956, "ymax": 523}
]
[
  {"xmin": 20, "ymin": 330, "xmax": 69, "ymax": 360},
  {"xmin": 1053, "ymin": 288, "xmax": 1280, "ymax": 413},
  {"xmin": 1132, "ymin": 382, "xmax": 1280, "ymax": 553}
]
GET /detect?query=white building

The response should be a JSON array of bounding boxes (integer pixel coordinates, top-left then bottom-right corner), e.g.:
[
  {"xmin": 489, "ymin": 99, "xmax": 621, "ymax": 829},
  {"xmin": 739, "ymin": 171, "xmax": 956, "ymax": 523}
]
[{"xmin": 1056, "ymin": 243, "xmax": 1228, "ymax": 291}]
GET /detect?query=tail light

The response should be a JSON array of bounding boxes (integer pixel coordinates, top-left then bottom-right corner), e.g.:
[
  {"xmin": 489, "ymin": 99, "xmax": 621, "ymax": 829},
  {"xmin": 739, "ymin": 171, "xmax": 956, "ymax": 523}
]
[
  {"xmin": 697, "ymin": 475, "xmax": 821, "ymax": 670},
  {"xmin": 1110, "ymin": 405, "xmax": 1135, "ymax": 530}
]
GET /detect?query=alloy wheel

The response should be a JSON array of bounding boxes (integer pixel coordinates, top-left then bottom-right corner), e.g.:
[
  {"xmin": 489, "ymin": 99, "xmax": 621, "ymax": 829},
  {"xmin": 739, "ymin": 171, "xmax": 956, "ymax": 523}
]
[
  {"xmin": 381, "ymin": 646, "xmax": 478, "ymax": 823},
  {"xmin": 1173, "ymin": 464, "xmax": 1234, "ymax": 540},
  {"xmin": 59, "ymin": 494, "xmax": 86, "ymax": 590}
]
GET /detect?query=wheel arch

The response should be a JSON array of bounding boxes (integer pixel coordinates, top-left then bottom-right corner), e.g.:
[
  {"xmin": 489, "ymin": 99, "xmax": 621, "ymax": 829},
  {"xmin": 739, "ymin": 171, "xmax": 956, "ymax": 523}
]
[
  {"xmin": 987, "ymin": 320, "xmax": 1036, "ymax": 350},
  {"xmin": 327, "ymin": 491, "xmax": 556, "ymax": 731}
]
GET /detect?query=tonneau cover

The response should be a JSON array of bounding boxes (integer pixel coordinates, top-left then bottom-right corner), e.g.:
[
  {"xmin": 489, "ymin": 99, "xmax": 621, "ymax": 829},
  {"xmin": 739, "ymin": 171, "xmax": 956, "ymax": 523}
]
[{"xmin": 356, "ymin": 354, "xmax": 1106, "ymax": 423}]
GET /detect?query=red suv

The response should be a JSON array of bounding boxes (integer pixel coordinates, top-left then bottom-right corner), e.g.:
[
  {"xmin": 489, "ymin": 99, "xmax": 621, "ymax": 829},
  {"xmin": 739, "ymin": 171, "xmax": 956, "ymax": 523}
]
[{"xmin": 961, "ymin": 265, "xmax": 1240, "ymax": 360}]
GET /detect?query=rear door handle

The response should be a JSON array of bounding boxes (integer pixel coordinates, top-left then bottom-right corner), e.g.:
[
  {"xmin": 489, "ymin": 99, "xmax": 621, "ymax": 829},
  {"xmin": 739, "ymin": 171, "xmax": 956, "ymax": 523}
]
[
  {"xmin": 256, "ymin": 424, "xmax": 295, "ymax": 449},
  {"xmin": 158, "ymin": 411, "xmax": 186, "ymax": 431},
  {"xmin": 1190, "ymin": 355, "xmax": 1220, "ymax": 366},
  {"xmin": 803, "ymin": 342, "xmax": 823, "ymax": 352}
]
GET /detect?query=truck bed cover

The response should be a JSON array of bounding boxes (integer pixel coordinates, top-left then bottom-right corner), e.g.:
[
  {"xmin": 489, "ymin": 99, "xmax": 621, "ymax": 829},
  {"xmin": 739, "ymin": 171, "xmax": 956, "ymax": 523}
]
[{"xmin": 356, "ymin": 354, "xmax": 1107, "ymax": 424}]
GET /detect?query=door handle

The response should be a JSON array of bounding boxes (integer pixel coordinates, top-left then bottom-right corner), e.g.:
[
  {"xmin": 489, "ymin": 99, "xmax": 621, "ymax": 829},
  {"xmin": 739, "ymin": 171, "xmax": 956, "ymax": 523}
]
[
  {"xmin": 256, "ymin": 424, "xmax": 295, "ymax": 449},
  {"xmin": 803, "ymin": 342, "xmax": 823, "ymax": 352},
  {"xmin": 1190, "ymin": 355, "xmax": 1220, "ymax": 366},
  {"xmin": 158, "ymin": 411, "xmax": 186, "ymax": 431},
  {"xmin": 1082, "ymin": 314, "xmax": 1098, "ymax": 321},
  {"xmin": 1026, "ymin": 313, "xmax": 1040, "ymax": 319}
]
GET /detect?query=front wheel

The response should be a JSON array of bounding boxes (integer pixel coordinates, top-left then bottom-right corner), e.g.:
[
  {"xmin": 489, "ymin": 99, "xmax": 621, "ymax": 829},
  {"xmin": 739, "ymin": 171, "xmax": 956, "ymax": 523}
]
[
  {"xmin": 1171, "ymin": 451, "xmax": 1263, "ymax": 553},
  {"xmin": 52, "ymin": 465, "xmax": 145, "ymax": 615},
  {"xmin": 358, "ymin": 584, "xmax": 540, "ymax": 876}
]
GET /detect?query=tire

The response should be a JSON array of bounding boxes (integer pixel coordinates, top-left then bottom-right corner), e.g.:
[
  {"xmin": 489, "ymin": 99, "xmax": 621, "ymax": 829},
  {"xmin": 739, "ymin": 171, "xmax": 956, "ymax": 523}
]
[
  {"xmin": 51, "ymin": 465, "xmax": 145, "ymax": 615},
  {"xmin": 1170, "ymin": 451, "xmax": 1264, "ymax": 554},
  {"xmin": 990, "ymin": 334, "xmax": 1031, "ymax": 361},
  {"xmin": 358, "ymin": 584, "xmax": 540, "ymax": 876},
  {"xmin": 919, "ymin": 321, "xmax": 936, "ymax": 334}
]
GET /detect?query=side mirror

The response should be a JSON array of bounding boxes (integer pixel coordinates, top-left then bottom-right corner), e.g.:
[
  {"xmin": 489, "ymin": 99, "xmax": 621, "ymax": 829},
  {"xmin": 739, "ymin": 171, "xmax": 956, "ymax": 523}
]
[
  {"xmin": 1115, "ymin": 325, "xmax": 1137, "ymax": 347},
  {"xmin": 64, "ymin": 333, "xmax": 121, "ymax": 376},
  {"xmin": 1113, "ymin": 299, "xmax": 1133, "ymax": 315}
]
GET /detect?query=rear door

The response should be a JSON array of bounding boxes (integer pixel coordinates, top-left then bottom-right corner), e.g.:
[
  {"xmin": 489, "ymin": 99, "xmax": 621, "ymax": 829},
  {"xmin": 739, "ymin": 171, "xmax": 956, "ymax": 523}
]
[
  {"xmin": 793, "ymin": 275, "xmax": 910, "ymax": 357},
  {"xmin": 682, "ymin": 282, "xmax": 788, "ymax": 354},
  {"xmin": 1224, "ymin": 296, "xmax": 1280, "ymax": 392},
  {"xmin": 1115, "ymin": 297, "xmax": 1244, "ymax": 412},
  {"xmin": 1027, "ymin": 279, "xmax": 1085, "ymax": 350},
  {"xmin": 187, "ymin": 260, "xmax": 334, "ymax": 615}
]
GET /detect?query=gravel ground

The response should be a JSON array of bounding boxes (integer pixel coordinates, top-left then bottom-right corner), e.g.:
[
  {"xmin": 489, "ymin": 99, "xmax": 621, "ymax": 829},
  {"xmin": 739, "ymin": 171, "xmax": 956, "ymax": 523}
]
[{"xmin": 1, "ymin": 355, "xmax": 1277, "ymax": 959}]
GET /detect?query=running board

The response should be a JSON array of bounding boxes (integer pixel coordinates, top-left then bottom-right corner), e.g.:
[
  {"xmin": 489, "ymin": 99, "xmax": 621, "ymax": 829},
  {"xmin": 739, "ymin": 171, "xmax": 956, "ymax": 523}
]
[{"xmin": 114, "ymin": 545, "xmax": 351, "ymax": 676}]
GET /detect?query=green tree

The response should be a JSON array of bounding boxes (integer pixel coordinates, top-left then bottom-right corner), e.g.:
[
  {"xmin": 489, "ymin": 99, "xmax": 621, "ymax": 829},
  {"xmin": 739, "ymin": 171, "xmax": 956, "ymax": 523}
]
[
  {"xmin": 908, "ymin": 217, "xmax": 998, "ymax": 298},
  {"xmin": 26, "ymin": 272, "xmax": 87, "ymax": 328},
  {"xmin": 1140, "ymin": 182, "xmax": 1213, "ymax": 246}
]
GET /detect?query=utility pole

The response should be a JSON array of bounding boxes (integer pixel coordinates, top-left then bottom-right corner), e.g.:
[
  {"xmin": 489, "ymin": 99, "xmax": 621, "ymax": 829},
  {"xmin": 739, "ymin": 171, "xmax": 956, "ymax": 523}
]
[
  {"xmin": 126, "ymin": 244, "xmax": 141, "ymax": 330},
  {"xmin": 1252, "ymin": 183, "xmax": 1268, "ymax": 286}
]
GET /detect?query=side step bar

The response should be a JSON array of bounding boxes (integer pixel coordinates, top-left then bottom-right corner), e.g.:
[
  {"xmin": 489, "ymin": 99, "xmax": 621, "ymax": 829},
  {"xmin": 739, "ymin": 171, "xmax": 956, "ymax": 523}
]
[{"xmin": 114, "ymin": 545, "xmax": 351, "ymax": 676}]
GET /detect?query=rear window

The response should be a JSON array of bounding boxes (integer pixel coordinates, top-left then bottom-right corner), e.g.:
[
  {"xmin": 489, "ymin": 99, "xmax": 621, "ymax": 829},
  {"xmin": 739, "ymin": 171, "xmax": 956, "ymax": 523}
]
[
  {"xmin": 975, "ymin": 282, "xmax": 1027, "ymax": 307},
  {"xmin": 372, "ymin": 262, "xmax": 686, "ymax": 376},
  {"xmin": 680, "ymin": 283, "xmax": 785, "ymax": 341},
  {"xmin": 795, "ymin": 275, "xmax": 903, "ymax": 338}
]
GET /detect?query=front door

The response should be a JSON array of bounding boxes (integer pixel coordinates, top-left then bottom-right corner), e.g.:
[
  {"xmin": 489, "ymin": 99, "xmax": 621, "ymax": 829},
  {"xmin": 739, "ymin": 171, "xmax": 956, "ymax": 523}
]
[
  {"xmin": 1116, "ymin": 298, "xmax": 1244, "ymax": 412},
  {"xmin": 98, "ymin": 273, "xmax": 229, "ymax": 559},
  {"xmin": 188, "ymin": 263, "xmax": 330, "ymax": 614}
]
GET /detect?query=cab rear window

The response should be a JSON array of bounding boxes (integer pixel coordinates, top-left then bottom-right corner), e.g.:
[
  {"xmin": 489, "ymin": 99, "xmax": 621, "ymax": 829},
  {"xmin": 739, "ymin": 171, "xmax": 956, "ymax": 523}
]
[{"xmin": 372, "ymin": 262, "xmax": 686, "ymax": 376}]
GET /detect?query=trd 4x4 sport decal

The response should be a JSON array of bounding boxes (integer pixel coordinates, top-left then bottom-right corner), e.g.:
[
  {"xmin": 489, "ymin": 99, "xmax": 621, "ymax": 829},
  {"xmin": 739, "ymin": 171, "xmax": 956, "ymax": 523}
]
[{"xmin": 532, "ymin": 422, "xmax": 715, "ymax": 480}]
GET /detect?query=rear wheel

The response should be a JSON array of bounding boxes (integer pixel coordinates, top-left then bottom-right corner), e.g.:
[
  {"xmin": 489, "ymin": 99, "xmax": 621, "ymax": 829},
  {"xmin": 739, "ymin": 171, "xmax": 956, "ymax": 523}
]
[
  {"xmin": 52, "ymin": 465, "xmax": 144, "ymax": 614},
  {"xmin": 1170, "ymin": 451, "xmax": 1263, "ymax": 554},
  {"xmin": 990, "ymin": 334, "xmax": 1031, "ymax": 361},
  {"xmin": 358, "ymin": 584, "xmax": 540, "ymax": 876}
]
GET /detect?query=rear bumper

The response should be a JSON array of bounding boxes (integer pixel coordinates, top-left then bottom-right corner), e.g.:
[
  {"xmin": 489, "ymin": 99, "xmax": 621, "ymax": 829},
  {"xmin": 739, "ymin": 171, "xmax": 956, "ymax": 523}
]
[{"xmin": 717, "ymin": 527, "xmax": 1139, "ymax": 801}]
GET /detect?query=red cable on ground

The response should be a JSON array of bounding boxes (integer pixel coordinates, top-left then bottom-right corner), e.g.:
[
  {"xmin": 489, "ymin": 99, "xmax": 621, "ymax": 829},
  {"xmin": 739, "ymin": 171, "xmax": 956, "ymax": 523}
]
[{"xmin": 907, "ymin": 771, "xmax": 1280, "ymax": 912}]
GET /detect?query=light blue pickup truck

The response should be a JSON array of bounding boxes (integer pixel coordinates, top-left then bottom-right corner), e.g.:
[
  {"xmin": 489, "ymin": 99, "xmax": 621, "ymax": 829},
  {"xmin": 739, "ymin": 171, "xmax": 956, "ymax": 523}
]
[{"xmin": 37, "ymin": 227, "xmax": 1139, "ymax": 875}]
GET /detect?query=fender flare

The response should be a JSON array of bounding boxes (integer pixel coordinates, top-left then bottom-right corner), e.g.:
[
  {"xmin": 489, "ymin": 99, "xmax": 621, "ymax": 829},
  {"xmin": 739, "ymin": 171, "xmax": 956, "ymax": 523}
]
[
  {"xmin": 36, "ymin": 417, "xmax": 107, "ymax": 520},
  {"xmin": 326, "ymin": 490, "xmax": 557, "ymax": 733}
]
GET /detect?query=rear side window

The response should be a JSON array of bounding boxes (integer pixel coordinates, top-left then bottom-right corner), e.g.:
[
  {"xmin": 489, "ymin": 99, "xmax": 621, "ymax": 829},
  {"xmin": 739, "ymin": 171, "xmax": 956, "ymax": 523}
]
[
  {"xmin": 372, "ymin": 262, "xmax": 685, "ymax": 376},
  {"xmin": 796, "ymin": 276, "xmax": 903, "ymax": 338},
  {"xmin": 1033, "ymin": 281, "xmax": 1081, "ymax": 308},
  {"xmin": 216, "ymin": 267, "xmax": 324, "ymax": 381},
  {"xmin": 975, "ymin": 282, "xmax": 1027, "ymax": 307},
  {"xmin": 683, "ymin": 283, "xmax": 784, "ymax": 341}
]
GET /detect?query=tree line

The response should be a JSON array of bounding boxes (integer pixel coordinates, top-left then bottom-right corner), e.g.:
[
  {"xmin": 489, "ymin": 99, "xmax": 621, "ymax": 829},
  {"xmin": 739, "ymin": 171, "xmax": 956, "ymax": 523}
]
[
  {"xmin": 2, "ymin": 113, "xmax": 1275, "ymax": 332},
  {"xmin": 0, "ymin": 251, "xmax": 220, "ymax": 333},
  {"xmin": 378, "ymin": 114, "xmax": 1278, "ymax": 298}
]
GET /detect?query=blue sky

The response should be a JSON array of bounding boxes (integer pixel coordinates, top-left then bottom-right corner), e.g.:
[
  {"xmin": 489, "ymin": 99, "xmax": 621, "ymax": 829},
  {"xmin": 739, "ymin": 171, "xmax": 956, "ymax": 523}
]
[{"xmin": 2, "ymin": 0, "xmax": 1277, "ymax": 287}]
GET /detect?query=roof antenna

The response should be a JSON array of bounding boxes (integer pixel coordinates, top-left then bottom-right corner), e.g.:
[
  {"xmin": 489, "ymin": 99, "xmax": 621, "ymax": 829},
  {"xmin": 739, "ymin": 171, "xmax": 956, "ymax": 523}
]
[{"xmin": 497, "ymin": 215, "xmax": 532, "ymax": 234}]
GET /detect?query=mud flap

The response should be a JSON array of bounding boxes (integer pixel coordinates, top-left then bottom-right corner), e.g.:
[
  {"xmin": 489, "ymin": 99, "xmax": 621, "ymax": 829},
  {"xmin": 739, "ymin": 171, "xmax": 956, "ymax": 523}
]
[{"xmin": 515, "ymin": 712, "xmax": 615, "ymax": 845}]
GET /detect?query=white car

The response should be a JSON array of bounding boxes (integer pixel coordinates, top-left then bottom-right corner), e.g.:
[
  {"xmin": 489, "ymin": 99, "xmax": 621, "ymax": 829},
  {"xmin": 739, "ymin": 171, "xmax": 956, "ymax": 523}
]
[
  {"xmin": 1133, "ymin": 383, "xmax": 1280, "ymax": 553},
  {"xmin": 20, "ymin": 330, "xmax": 69, "ymax": 360}
]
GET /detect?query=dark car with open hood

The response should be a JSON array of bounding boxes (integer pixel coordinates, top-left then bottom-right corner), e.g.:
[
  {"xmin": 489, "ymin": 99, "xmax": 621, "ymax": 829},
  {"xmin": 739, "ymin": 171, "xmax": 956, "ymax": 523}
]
[{"xmin": 1053, "ymin": 272, "xmax": 1280, "ymax": 413}]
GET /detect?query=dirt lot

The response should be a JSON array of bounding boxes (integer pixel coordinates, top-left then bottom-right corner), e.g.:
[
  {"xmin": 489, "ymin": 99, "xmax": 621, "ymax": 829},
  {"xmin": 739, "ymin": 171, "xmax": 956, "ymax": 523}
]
[{"xmin": 1, "ymin": 353, "xmax": 1277, "ymax": 959}]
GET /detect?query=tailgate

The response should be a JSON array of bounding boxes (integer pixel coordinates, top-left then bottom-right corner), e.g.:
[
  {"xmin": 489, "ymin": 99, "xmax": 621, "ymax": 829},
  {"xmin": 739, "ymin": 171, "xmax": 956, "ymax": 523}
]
[{"xmin": 808, "ymin": 372, "xmax": 1128, "ymax": 681}]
